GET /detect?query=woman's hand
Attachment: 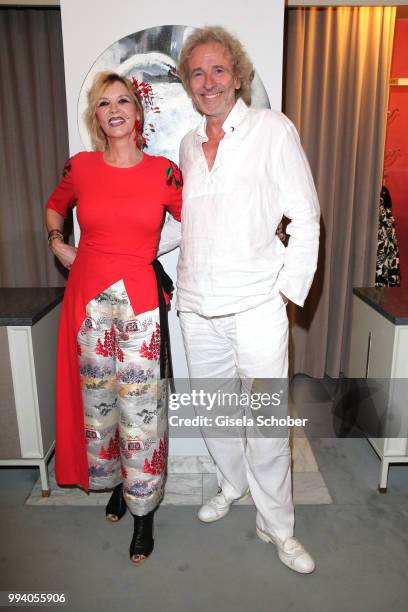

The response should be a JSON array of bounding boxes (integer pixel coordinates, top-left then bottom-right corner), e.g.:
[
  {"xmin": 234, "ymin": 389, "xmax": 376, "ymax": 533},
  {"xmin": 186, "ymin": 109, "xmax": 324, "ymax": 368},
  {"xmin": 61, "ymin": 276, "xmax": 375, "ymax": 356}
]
[{"xmin": 51, "ymin": 240, "xmax": 77, "ymax": 270}]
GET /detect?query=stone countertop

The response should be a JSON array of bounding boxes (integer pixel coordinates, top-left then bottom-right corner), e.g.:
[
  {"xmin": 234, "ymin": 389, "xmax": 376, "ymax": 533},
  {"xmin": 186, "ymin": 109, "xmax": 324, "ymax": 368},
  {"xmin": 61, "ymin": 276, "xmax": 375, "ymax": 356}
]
[
  {"xmin": 0, "ymin": 288, "xmax": 64, "ymax": 326},
  {"xmin": 353, "ymin": 287, "xmax": 408, "ymax": 326}
]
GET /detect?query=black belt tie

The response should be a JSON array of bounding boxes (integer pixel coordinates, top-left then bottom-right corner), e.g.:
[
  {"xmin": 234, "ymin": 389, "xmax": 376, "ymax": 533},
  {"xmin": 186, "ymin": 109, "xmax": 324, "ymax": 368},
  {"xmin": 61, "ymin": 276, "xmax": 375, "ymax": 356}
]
[{"xmin": 151, "ymin": 259, "xmax": 175, "ymax": 393}]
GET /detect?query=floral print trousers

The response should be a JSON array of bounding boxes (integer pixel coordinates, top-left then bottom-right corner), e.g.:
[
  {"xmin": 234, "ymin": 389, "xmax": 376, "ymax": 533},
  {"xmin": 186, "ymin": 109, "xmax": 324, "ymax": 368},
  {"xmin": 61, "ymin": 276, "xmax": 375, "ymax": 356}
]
[{"xmin": 77, "ymin": 279, "xmax": 168, "ymax": 516}]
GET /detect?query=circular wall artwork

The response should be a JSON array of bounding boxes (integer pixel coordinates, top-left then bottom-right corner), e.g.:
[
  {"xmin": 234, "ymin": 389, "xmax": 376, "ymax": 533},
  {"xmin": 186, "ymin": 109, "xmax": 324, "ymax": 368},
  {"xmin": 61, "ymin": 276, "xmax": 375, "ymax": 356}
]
[{"xmin": 78, "ymin": 25, "xmax": 271, "ymax": 163}]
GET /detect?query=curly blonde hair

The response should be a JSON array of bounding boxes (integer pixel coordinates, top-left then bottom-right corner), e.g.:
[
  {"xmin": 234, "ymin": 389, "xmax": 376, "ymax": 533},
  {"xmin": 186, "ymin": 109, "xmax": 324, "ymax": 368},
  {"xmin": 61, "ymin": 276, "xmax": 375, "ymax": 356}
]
[
  {"xmin": 178, "ymin": 26, "xmax": 254, "ymax": 107},
  {"xmin": 84, "ymin": 71, "xmax": 144, "ymax": 151}
]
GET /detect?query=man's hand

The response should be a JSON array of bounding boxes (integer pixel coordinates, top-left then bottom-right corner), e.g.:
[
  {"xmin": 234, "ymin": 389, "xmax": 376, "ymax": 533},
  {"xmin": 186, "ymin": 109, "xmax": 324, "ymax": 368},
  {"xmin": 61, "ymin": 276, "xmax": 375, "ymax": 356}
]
[
  {"xmin": 276, "ymin": 216, "xmax": 290, "ymax": 246},
  {"xmin": 276, "ymin": 222, "xmax": 286, "ymax": 244}
]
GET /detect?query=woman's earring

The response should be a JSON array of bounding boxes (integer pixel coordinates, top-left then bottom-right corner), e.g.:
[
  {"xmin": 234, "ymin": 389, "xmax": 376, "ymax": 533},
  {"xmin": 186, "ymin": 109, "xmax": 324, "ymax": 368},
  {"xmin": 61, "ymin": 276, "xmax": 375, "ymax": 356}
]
[
  {"xmin": 133, "ymin": 118, "xmax": 146, "ymax": 148},
  {"xmin": 134, "ymin": 118, "xmax": 142, "ymax": 139}
]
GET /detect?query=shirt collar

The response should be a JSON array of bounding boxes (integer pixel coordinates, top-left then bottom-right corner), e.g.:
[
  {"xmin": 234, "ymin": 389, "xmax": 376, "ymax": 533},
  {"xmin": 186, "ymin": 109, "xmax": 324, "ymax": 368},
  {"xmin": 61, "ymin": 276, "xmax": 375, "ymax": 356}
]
[{"xmin": 195, "ymin": 98, "xmax": 249, "ymax": 141}]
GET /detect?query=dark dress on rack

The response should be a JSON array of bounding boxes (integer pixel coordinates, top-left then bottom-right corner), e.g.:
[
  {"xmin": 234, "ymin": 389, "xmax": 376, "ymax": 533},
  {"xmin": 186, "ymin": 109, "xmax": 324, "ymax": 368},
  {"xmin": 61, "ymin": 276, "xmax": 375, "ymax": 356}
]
[{"xmin": 376, "ymin": 185, "xmax": 401, "ymax": 287}]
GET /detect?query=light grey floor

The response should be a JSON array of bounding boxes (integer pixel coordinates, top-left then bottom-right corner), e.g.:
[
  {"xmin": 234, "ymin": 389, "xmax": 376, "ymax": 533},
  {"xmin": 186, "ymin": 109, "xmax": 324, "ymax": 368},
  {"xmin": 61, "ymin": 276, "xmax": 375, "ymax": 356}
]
[{"xmin": 1, "ymin": 435, "xmax": 408, "ymax": 612}]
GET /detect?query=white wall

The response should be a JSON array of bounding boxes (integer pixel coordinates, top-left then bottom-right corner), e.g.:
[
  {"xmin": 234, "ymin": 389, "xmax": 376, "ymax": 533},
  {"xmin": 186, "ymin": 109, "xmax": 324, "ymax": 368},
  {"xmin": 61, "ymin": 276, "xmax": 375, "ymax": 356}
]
[{"xmin": 59, "ymin": 0, "xmax": 285, "ymax": 454}]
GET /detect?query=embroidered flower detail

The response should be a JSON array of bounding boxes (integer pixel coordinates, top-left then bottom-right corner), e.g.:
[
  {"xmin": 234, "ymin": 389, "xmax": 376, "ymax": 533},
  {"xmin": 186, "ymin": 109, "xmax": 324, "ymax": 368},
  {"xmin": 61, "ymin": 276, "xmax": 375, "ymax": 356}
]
[
  {"xmin": 77, "ymin": 341, "xmax": 82, "ymax": 356},
  {"xmin": 166, "ymin": 161, "xmax": 183, "ymax": 189},
  {"xmin": 62, "ymin": 160, "xmax": 71, "ymax": 177},
  {"xmin": 143, "ymin": 437, "xmax": 167, "ymax": 475},
  {"xmin": 98, "ymin": 429, "xmax": 120, "ymax": 461},
  {"xmin": 139, "ymin": 323, "xmax": 160, "ymax": 361},
  {"xmin": 95, "ymin": 326, "xmax": 124, "ymax": 362}
]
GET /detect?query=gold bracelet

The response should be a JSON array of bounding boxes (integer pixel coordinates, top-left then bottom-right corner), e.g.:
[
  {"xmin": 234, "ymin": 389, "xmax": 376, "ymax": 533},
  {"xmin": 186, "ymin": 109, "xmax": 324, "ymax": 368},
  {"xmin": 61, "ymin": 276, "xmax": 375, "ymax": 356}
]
[{"xmin": 48, "ymin": 230, "xmax": 64, "ymax": 247}]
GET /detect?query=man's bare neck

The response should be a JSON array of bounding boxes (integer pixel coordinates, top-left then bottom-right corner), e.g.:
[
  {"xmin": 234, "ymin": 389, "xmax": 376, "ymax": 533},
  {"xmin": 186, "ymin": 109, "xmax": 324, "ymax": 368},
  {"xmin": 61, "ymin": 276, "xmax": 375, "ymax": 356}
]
[{"xmin": 206, "ymin": 115, "xmax": 225, "ymax": 141}]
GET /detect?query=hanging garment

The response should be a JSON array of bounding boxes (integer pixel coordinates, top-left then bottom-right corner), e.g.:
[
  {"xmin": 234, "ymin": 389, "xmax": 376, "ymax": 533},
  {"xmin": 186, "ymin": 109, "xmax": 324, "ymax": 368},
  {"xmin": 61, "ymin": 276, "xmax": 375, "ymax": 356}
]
[{"xmin": 376, "ymin": 185, "xmax": 401, "ymax": 287}]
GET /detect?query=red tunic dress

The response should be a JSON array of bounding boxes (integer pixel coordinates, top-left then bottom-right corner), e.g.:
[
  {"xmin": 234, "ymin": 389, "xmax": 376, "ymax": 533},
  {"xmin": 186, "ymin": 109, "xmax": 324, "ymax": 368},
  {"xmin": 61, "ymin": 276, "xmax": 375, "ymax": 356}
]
[{"xmin": 47, "ymin": 151, "xmax": 182, "ymax": 490}]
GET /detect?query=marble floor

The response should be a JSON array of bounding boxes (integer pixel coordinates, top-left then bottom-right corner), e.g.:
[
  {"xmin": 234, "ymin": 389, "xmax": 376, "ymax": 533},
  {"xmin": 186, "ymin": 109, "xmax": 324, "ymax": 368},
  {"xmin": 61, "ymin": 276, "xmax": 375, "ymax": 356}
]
[{"xmin": 26, "ymin": 436, "xmax": 332, "ymax": 507}]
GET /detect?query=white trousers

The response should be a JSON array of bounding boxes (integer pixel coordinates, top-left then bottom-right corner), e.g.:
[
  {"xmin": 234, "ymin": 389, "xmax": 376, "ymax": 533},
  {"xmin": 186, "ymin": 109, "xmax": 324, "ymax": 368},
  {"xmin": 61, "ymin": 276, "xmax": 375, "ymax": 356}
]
[{"xmin": 179, "ymin": 293, "xmax": 294, "ymax": 540}]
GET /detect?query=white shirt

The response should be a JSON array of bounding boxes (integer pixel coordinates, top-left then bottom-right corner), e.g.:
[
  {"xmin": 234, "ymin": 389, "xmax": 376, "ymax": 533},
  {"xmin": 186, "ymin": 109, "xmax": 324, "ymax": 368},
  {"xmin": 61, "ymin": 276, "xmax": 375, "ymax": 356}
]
[{"xmin": 176, "ymin": 98, "xmax": 320, "ymax": 316}]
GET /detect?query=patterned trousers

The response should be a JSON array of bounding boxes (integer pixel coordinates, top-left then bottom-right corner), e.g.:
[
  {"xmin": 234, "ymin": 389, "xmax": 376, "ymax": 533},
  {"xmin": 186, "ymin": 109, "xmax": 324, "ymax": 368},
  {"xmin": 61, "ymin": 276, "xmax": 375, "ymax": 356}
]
[{"xmin": 77, "ymin": 279, "xmax": 168, "ymax": 516}]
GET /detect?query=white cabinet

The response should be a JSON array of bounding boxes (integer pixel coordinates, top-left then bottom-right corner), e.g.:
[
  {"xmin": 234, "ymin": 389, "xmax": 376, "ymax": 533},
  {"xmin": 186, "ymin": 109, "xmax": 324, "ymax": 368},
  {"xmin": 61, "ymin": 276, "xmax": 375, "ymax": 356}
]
[
  {"xmin": 347, "ymin": 288, "xmax": 408, "ymax": 491},
  {"xmin": 0, "ymin": 288, "xmax": 63, "ymax": 495}
]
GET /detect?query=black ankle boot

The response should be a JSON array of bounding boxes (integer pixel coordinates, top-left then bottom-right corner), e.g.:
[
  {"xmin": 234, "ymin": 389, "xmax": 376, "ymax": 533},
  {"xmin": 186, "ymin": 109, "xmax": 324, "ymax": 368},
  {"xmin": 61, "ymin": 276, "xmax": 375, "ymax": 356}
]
[
  {"xmin": 129, "ymin": 510, "xmax": 155, "ymax": 565},
  {"xmin": 105, "ymin": 483, "xmax": 127, "ymax": 522}
]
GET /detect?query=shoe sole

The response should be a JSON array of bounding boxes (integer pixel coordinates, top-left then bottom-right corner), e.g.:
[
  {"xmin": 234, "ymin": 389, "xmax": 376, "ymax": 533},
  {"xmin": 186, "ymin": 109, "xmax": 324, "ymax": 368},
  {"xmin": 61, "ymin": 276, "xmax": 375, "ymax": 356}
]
[
  {"xmin": 256, "ymin": 527, "xmax": 315, "ymax": 574},
  {"xmin": 198, "ymin": 490, "xmax": 251, "ymax": 523}
]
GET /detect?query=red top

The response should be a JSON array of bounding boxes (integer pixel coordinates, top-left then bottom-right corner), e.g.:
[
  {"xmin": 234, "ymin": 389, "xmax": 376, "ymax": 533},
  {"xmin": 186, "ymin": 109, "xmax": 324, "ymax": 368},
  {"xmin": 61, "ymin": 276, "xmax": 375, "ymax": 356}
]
[{"xmin": 47, "ymin": 151, "xmax": 182, "ymax": 490}]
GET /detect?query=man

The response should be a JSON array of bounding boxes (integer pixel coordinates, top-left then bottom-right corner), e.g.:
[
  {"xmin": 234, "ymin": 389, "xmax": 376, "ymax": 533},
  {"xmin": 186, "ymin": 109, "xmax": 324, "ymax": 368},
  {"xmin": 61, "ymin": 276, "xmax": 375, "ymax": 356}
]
[{"xmin": 174, "ymin": 26, "xmax": 320, "ymax": 573}]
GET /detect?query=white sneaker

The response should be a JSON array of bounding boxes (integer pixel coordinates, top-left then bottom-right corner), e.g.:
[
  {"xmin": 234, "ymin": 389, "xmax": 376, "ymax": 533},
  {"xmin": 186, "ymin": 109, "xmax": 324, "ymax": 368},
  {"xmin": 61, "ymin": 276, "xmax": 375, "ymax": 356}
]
[
  {"xmin": 256, "ymin": 527, "xmax": 315, "ymax": 574},
  {"xmin": 198, "ymin": 489, "xmax": 250, "ymax": 523}
]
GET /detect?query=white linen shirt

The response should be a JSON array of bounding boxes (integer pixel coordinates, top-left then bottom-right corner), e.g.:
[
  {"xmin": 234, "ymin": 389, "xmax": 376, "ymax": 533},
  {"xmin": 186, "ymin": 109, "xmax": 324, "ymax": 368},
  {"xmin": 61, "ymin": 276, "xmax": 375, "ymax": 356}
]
[{"xmin": 176, "ymin": 98, "xmax": 320, "ymax": 316}]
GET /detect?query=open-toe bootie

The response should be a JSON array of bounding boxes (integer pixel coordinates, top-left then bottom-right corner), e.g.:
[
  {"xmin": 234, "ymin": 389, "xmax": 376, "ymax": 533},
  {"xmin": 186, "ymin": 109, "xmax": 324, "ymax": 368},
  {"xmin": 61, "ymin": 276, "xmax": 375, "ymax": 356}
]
[
  {"xmin": 129, "ymin": 510, "xmax": 155, "ymax": 565},
  {"xmin": 105, "ymin": 483, "xmax": 127, "ymax": 523}
]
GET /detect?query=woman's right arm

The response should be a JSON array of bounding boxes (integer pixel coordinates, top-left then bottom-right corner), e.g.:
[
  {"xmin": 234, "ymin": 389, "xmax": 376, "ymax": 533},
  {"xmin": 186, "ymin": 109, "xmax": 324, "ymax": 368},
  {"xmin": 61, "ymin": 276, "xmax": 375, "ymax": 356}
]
[
  {"xmin": 45, "ymin": 157, "xmax": 79, "ymax": 270},
  {"xmin": 46, "ymin": 207, "xmax": 77, "ymax": 270}
]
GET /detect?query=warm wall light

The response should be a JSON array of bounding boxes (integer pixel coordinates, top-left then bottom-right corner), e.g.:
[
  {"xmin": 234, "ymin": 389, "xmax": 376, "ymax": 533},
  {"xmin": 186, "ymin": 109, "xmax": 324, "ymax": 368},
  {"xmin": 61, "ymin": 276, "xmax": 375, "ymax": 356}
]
[{"xmin": 390, "ymin": 78, "xmax": 408, "ymax": 86}]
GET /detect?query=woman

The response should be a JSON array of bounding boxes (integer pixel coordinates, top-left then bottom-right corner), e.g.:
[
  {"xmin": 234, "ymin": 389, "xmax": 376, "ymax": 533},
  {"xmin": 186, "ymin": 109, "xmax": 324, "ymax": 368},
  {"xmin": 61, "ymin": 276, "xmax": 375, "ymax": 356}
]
[{"xmin": 46, "ymin": 71, "xmax": 182, "ymax": 564}]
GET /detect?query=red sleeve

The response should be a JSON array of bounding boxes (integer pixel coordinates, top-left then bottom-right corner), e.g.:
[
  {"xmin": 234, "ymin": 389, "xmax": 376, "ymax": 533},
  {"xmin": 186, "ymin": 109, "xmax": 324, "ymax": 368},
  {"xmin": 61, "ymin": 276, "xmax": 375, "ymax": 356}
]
[
  {"xmin": 164, "ymin": 159, "xmax": 183, "ymax": 221},
  {"xmin": 46, "ymin": 158, "xmax": 76, "ymax": 219}
]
